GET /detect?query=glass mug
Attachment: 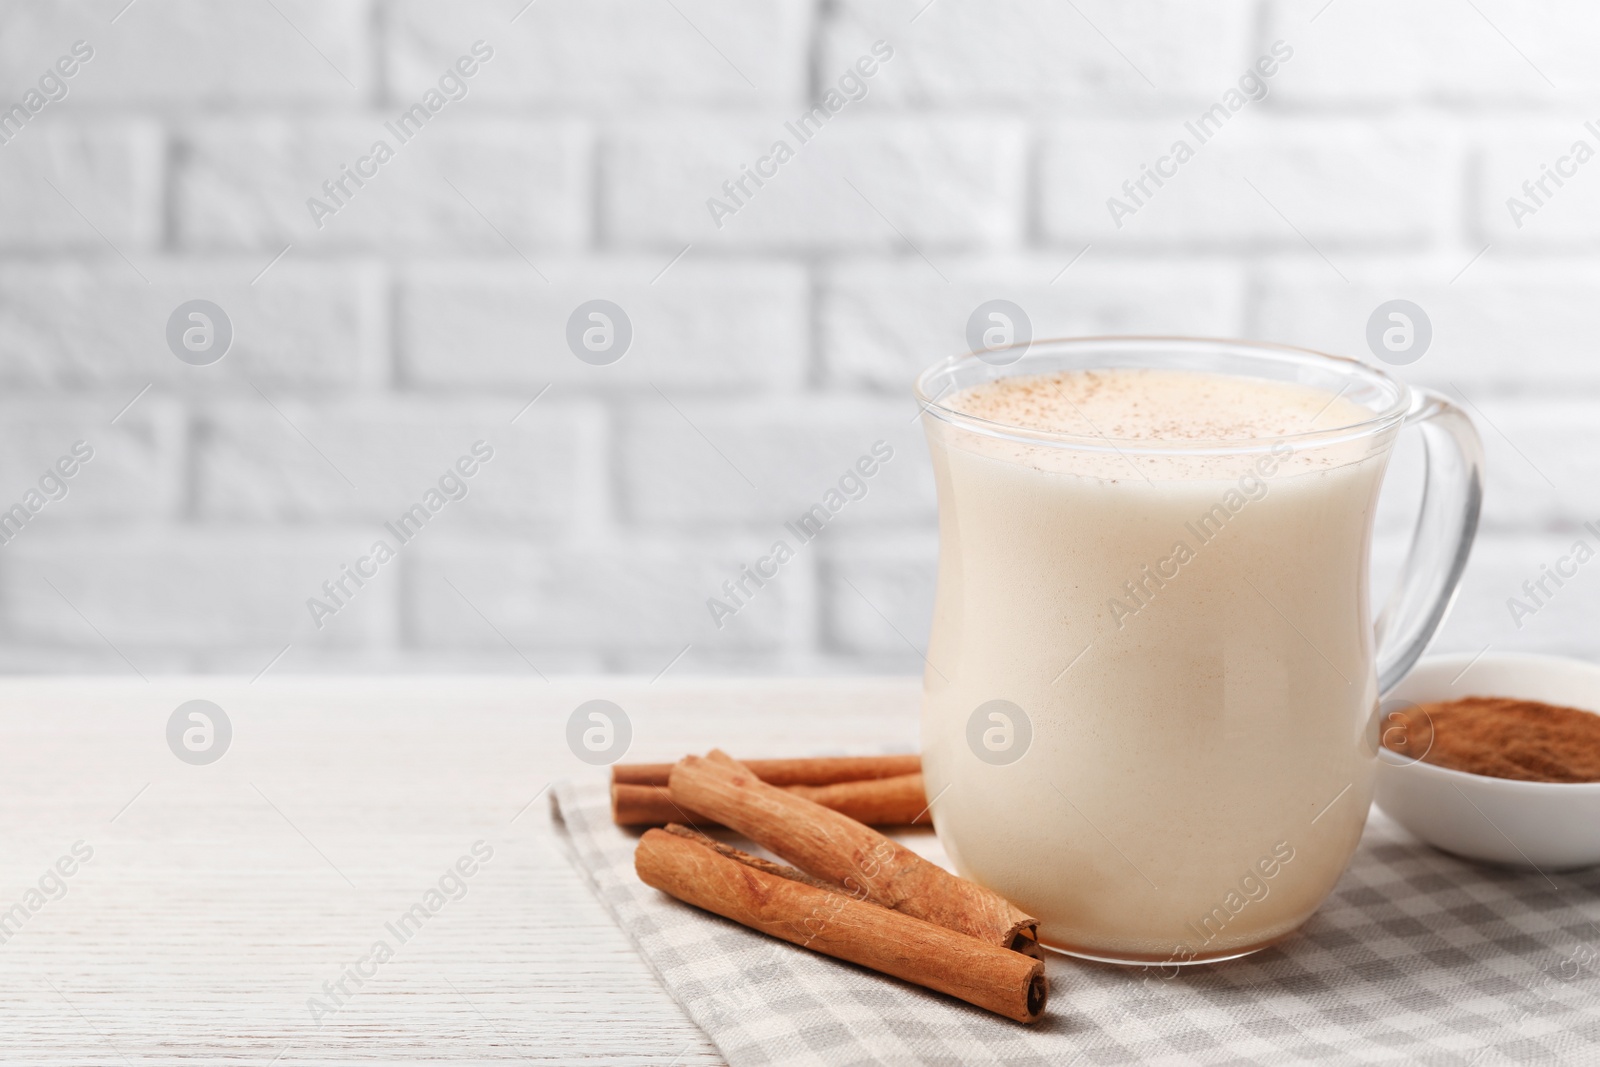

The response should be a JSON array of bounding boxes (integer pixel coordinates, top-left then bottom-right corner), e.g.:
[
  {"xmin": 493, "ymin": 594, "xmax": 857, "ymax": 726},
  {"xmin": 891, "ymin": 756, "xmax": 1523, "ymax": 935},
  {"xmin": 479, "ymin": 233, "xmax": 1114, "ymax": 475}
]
[{"xmin": 915, "ymin": 337, "xmax": 1482, "ymax": 965}]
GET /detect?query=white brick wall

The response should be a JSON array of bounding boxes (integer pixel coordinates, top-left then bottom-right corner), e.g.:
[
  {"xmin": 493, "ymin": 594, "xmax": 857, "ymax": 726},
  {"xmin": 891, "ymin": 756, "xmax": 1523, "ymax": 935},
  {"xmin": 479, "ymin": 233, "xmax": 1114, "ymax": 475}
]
[
  {"xmin": 0, "ymin": 259, "xmax": 386, "ymax": 387},
  {"xmin": 0, "ymin": 0, "xmax": 1595, "ymax": 676},
  {"xmin": 821, "ymin": 257, "xmax": 1246, "ymax": 389},
  {"xmin": 1039, "ymin": 117, "xmax": 1462, "ymax": 247},
  {"xmin": 397, "ymin": 258, "xmax": 810, "ymax": 390},
  {"xmin": 604, "ymin": 115, "xmax": 1028, "ymax": 249},
  {"xmin": 387, "ymin": 0, "xmax": 815, "ymax": 106},
  {"xmin": 0, "ymin": 122, "xmax": 163, "ymax": 248},
  {"xmin": 177, "ymin": 117, "xmax": 593, "ymax": 251}
]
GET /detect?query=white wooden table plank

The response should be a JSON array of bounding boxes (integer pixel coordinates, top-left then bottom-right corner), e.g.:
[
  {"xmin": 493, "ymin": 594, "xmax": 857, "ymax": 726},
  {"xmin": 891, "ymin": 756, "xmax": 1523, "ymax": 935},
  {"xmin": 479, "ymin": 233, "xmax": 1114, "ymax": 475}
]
[{"xmin": 0, "ymin": 677, "xmax": 922, "ymax": 1064}]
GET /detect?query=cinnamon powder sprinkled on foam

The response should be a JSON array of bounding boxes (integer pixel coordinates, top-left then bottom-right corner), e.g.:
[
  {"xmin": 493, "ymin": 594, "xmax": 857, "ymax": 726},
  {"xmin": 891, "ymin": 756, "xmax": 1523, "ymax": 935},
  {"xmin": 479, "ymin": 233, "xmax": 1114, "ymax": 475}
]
[{"xmin": 946, "ymin": 368, "xmax": 1366, "ymax": 442}]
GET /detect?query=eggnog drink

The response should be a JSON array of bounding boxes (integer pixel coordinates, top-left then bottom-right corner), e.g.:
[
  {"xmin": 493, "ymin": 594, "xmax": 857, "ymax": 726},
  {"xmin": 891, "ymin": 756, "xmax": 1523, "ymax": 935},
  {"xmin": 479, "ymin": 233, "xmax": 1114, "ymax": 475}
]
[{"xmin": 921, "ymin": 367, "xmax": 1391, "ymax": 962}]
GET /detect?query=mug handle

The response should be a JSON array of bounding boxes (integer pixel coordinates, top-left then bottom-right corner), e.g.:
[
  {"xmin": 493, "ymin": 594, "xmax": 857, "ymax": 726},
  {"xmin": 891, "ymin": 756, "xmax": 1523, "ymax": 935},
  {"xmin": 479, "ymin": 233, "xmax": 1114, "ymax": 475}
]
[{"xmin": 1374, "ymin": 387, "xmax": 1485, "ymax": 695}]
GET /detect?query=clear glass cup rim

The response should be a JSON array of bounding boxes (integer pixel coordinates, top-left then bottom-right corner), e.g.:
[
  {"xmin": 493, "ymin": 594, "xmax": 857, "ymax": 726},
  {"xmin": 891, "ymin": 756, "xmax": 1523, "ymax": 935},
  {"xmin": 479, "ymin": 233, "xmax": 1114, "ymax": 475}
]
[{"xmin": 913, "ymin": 335, "xmax": 1413, "ymax": 456}]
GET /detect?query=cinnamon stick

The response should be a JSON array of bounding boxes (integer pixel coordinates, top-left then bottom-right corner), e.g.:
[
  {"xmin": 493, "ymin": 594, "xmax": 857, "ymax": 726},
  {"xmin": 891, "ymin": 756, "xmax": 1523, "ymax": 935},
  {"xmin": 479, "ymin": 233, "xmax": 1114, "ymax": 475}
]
[
  {"xmin": 668, "ymin": 750, "xmax": 1037, "ymax": 952},
  {"xmin": 612, "ymin": 784, "xmax": 701, "ymax": 827},
  {"xmin": 636, "ymin": 826, "xmax": 1046, "ymax": 1023},
  {"xmin": 614, "ymin": 753, "xmax": 920, "ymax": 788},
  {"xmin": 790, "ymin": 774, "xmax": 930, "ymax": 826},
  {"xmin": 613, "ymin": 773, "xmax": 931, "ymax": 828},
  {"xmin": 659, "ymin": 823, "xmax": 844, "ymax": 893}
]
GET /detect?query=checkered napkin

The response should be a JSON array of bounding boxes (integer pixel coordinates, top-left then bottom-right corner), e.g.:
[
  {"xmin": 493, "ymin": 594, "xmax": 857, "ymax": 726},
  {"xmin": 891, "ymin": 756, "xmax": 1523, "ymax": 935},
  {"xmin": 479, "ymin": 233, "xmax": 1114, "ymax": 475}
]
[{"xmin": 552, "ymin": 781, "xmax": 1600, "ymax": 1066}]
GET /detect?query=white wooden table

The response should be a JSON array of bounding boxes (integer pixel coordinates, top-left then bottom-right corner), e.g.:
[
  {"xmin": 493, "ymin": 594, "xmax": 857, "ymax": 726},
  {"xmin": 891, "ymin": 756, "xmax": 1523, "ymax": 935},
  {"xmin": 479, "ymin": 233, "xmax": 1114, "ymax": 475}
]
[{"xmin": 0, "ymin": 677, "xmax": 921, "ymax": 1064}]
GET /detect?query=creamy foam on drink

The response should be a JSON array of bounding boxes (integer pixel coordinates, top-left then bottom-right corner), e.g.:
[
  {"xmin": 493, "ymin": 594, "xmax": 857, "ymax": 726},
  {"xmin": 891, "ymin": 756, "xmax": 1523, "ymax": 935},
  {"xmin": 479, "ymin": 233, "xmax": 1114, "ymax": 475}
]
[
  {"xmin": 922, "ymin": 367, "xmax": 1388, "ymax": 961},
  {"xmin": 954, "ymin": 365, "xmax": 1359, "ymax": 432}
]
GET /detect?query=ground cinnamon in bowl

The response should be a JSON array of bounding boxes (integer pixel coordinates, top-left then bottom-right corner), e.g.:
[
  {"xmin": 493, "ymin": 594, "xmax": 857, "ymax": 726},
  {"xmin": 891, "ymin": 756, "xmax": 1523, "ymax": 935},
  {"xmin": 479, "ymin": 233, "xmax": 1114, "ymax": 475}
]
[{"xmin": 1384, "ymin": 696, "xmax": 1600, "ymax": 783}]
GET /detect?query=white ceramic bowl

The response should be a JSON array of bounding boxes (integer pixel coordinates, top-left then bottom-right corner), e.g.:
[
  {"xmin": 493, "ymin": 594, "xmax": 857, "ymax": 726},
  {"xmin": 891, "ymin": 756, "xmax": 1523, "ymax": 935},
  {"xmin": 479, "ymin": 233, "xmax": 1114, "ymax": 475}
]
[{"xmin": 1375, "ymin": 652, "xmax": 1600, "ymax": 871}]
